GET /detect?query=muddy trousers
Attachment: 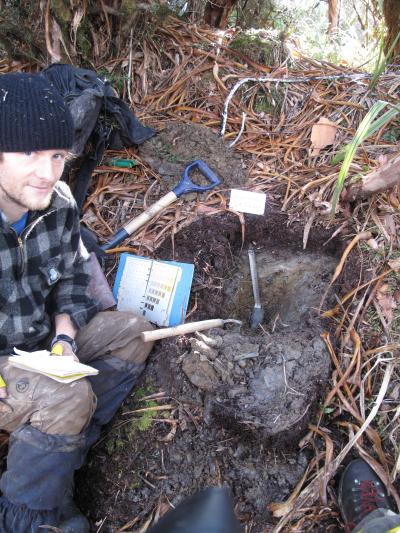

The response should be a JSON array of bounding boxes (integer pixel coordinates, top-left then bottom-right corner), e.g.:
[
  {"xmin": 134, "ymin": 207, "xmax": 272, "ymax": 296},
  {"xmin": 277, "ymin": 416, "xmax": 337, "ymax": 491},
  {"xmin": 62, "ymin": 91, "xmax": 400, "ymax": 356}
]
[
  {"xmin": 0, "ymin": 311, "xmax": 154, "ymax": 533},
  {"xmin": 352, "ymin": 509, "xmax": 400, "ymax": 533}
]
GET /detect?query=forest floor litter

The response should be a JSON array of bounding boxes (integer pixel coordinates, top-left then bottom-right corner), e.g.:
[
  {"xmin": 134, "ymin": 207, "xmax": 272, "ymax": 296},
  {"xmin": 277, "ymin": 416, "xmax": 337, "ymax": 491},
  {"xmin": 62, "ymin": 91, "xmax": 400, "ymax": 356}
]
[{"xmin": 2, "ymin": 12, "xmax": 400, "ymax": 533}]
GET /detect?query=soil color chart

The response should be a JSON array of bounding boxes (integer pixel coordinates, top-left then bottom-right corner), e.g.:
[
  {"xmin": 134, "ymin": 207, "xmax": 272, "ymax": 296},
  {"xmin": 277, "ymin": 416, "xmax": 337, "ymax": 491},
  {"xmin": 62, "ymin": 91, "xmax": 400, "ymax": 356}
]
[{"xmin": 113, "ymin": 254, "xmax": 194, "ymax": 327}]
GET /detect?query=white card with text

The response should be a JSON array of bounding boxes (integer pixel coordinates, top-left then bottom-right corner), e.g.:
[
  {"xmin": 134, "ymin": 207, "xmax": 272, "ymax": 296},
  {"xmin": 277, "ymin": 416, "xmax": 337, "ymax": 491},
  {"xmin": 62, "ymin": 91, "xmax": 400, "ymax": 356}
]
[{"xmin": 229, "ymin": 189, "xmax": 267, "ymax": 215}]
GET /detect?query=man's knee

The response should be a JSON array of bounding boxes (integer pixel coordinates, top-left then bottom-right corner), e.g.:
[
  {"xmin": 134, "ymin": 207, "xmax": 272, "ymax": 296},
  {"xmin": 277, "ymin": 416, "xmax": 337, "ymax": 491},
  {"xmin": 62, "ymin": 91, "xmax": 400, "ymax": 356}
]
[
  {"xmin": 77, "ymin": 311, "xmax": 155, "ymax": 365},
  {"xmin": 112, "ymin": 311, "xmax": 154, "ymax": 364},
  {"xmin": 31, "ymin": 378, "xmax": 97, "ymax": 436}
]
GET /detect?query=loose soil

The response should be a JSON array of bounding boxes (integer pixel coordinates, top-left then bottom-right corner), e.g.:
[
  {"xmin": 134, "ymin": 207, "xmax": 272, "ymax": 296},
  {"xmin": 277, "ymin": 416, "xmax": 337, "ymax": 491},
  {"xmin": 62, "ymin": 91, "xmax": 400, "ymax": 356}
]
[
  {"xmin": 138, "ymin": 122, "xmax": 248, "ymax": 192},
  {"xmin": 77, "ymin": 211, "xmax": 341, "ymax": 532}
]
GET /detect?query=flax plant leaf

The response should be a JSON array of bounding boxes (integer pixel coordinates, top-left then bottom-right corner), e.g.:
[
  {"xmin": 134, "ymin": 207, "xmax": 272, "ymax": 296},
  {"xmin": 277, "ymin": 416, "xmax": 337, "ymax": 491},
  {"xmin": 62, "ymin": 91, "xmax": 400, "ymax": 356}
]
[{"xmin": 331, "ymin": 101, "xmax": 399, "ymax": 216}]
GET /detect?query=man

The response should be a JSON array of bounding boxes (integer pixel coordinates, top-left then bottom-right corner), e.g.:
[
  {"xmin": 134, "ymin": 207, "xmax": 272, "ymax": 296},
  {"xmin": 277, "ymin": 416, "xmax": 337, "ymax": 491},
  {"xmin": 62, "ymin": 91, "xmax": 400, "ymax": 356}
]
[{"xmin": 0, "ymin": 72, "xmax": 154, "ymax": 532}]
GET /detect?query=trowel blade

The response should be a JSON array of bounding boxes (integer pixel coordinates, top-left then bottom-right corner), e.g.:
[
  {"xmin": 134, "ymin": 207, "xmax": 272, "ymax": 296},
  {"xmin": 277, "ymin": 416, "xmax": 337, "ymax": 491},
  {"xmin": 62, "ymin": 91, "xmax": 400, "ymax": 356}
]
[{"xmin": 250, "ymin": 306, "xmax": 264, "ymax": 330}]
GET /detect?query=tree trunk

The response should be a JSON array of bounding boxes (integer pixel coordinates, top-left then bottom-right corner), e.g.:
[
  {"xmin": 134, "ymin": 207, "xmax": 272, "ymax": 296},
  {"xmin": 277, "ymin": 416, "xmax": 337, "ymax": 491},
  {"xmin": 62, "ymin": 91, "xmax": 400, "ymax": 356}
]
[
  {"xmin": 0, "ymin": 1, "xmax": 143, "ymax": 66},
  {"xmin": 0, "ymin": 3, "xmax": 48, "ymax": 64},
  {"xmin": 384, "ymin": 0, "xmax": 400, "ymax": 62},
  {"xmin": 328, "ymin": 0, "xmax": 339, "ymax": 34},
  {"xmin": 204, "ymin": 0, "xmax": 238, "ymax": 28}
]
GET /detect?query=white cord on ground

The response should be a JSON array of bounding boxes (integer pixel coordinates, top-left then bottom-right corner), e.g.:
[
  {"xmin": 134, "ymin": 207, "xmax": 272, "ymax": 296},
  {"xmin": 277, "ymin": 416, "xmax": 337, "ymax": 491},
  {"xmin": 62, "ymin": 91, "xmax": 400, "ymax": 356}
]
[
  {"xmin": 229, "ymin": 112, "xmax": 247, "ymax": 147},
  {"xmin": 127, "ymin": 28, "xmax": 133, "ymax": 106}
]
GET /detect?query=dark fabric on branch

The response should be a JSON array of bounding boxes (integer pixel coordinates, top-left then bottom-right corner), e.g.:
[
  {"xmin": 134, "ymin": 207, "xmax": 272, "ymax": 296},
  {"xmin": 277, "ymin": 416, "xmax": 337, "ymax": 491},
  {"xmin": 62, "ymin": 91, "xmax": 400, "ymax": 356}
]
[{"xmin": 41, "ymin": 64, "xmax": 156, "ymax": 211}]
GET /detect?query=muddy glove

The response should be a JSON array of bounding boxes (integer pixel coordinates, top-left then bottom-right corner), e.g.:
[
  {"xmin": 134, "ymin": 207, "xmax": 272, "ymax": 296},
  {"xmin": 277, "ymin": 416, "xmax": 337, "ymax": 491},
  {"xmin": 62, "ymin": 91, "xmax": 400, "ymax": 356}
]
[{"xmin": 0, "ymin": 373, "xmax": 12, "ymax": 414}]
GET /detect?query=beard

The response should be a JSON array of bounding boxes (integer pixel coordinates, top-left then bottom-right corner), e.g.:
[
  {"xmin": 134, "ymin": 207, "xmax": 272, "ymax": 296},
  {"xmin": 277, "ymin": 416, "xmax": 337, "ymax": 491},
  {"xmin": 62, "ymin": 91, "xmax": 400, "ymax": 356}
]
[{"xmin": 0, "ymin": 181, "xmax": 53, "ymax": 212}]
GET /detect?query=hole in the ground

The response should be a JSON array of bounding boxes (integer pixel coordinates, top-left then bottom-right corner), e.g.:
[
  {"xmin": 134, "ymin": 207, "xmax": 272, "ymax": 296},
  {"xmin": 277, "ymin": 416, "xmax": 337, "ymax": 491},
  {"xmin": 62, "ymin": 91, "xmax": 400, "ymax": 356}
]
[
  {"xmin": 224, "ymin": 247, "xmax": 336, "ymax": 326},
  {"xmin": 155, "ymin": 211, "xmax": 339, "ymax": 444}
]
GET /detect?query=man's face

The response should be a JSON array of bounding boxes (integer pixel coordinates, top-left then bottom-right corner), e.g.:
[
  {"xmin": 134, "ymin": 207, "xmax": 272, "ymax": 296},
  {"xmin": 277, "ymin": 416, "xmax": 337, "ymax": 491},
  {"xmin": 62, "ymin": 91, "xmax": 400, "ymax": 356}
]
[{"xmin": 0, "ymin": 150, "xmax": 68, "ymax": 212}]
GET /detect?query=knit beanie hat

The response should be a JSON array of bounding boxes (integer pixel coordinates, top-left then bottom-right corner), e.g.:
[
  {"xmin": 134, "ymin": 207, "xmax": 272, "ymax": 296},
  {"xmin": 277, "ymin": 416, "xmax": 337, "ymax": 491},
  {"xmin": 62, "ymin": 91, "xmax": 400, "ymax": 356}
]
[{"xmin": 0, "ymin": 72, "xmax": 74, "ymax": 152}]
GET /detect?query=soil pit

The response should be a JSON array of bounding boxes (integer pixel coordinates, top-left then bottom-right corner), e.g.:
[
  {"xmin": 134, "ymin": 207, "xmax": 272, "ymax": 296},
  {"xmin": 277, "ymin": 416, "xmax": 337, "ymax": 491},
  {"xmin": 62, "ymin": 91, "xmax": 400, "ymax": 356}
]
[
  {"xmin": 78, "ymin": 212, "xmax": 339, "ymax": 531},
  {"xmin": 155, "ymin": 214, "xmax": 336, "ymax": 445},
  {"xmin": 187, "ymin": 246, "xmax": 336, "ymax": 443}
]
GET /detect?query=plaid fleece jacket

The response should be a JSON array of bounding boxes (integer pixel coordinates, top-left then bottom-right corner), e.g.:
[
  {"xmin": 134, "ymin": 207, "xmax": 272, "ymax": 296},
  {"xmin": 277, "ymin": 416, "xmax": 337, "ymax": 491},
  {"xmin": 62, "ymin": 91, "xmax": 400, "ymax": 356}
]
[{"xmin": 0, "ymin": 181, "xmax": 99, "ymax": 355}]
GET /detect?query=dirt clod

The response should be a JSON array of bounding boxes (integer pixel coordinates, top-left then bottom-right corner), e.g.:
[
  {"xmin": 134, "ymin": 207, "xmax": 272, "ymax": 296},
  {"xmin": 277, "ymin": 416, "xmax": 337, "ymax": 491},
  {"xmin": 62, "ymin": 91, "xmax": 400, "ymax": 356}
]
[{"xmin": 182, "ymin": 350, "xmax": 220, "ymax": 390}]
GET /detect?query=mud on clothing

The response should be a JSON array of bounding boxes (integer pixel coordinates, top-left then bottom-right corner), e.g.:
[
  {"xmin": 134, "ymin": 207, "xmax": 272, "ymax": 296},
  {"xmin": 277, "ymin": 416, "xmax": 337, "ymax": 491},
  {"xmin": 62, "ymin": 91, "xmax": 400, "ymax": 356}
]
[
  {"xmin": 0, "ymin": 311, "xmax": 154, "ymax": 532},
  {"xmin": 0, "ymin": 311, "xmax": 154, "ymax": 436},
  {"xmin": 0, "ymin": 181, "xmax": 99, "ymax": 355}
]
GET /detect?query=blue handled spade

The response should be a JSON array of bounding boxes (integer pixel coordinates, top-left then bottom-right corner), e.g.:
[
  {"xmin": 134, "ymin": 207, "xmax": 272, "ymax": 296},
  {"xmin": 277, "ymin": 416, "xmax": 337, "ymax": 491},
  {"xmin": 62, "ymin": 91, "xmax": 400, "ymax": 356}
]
[{"xmin": 101, "ymin": 159, "xmax": 221, "ymax": 251}]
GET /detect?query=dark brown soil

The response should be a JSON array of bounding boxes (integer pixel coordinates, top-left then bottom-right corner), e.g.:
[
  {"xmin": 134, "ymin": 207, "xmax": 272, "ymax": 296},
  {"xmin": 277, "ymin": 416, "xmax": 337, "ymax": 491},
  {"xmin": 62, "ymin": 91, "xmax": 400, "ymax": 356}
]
[
  {"xmin": 77, "ymin": 211, "xmax": 342, "ymax": 532},
  {"xmin": 138, "ymin": 122, "xmax": 248, "ymax": 193}
]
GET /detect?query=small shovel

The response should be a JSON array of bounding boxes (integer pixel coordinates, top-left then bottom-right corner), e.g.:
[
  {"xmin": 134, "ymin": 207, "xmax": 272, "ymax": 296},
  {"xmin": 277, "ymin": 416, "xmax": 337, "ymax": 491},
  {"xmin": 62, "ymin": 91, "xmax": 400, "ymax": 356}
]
[
  {"xmin": 102, "ymin": 159, "xmax": 221, "ymax": 250},
  {"xmin": 248, "ymin": 246, "xmax": 264, "ymax": 329}
]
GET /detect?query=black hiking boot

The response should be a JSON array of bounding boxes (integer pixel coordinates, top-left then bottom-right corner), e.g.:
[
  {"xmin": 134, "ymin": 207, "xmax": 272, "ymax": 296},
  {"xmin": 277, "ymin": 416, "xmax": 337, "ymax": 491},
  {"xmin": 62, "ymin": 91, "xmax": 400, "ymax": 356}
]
[{"xmin": 338, "ymin": 459, "xmax": 393, "ymax": 532}]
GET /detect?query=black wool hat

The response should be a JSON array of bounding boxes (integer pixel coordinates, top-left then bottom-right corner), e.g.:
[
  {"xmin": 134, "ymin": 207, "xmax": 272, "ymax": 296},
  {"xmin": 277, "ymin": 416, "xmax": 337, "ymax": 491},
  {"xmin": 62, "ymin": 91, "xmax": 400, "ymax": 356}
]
[{"xmin": 0, "ymin": 72, "xmax": 74, "ymax": 152}]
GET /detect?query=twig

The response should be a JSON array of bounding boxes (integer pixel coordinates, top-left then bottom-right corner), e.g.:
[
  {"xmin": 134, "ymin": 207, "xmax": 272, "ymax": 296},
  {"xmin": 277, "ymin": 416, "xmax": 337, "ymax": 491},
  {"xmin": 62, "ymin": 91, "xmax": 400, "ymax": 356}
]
[
  {"xmin": 122, "ymin": 404, "xmax": 175, "ymax": 415},
  {"xmin": 282, "ymin": 354, "xmax": 305, "ymax": 397},
  {"xmin": 95, "ymin": 516, "xmax": 108, "ymax": 533}
]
